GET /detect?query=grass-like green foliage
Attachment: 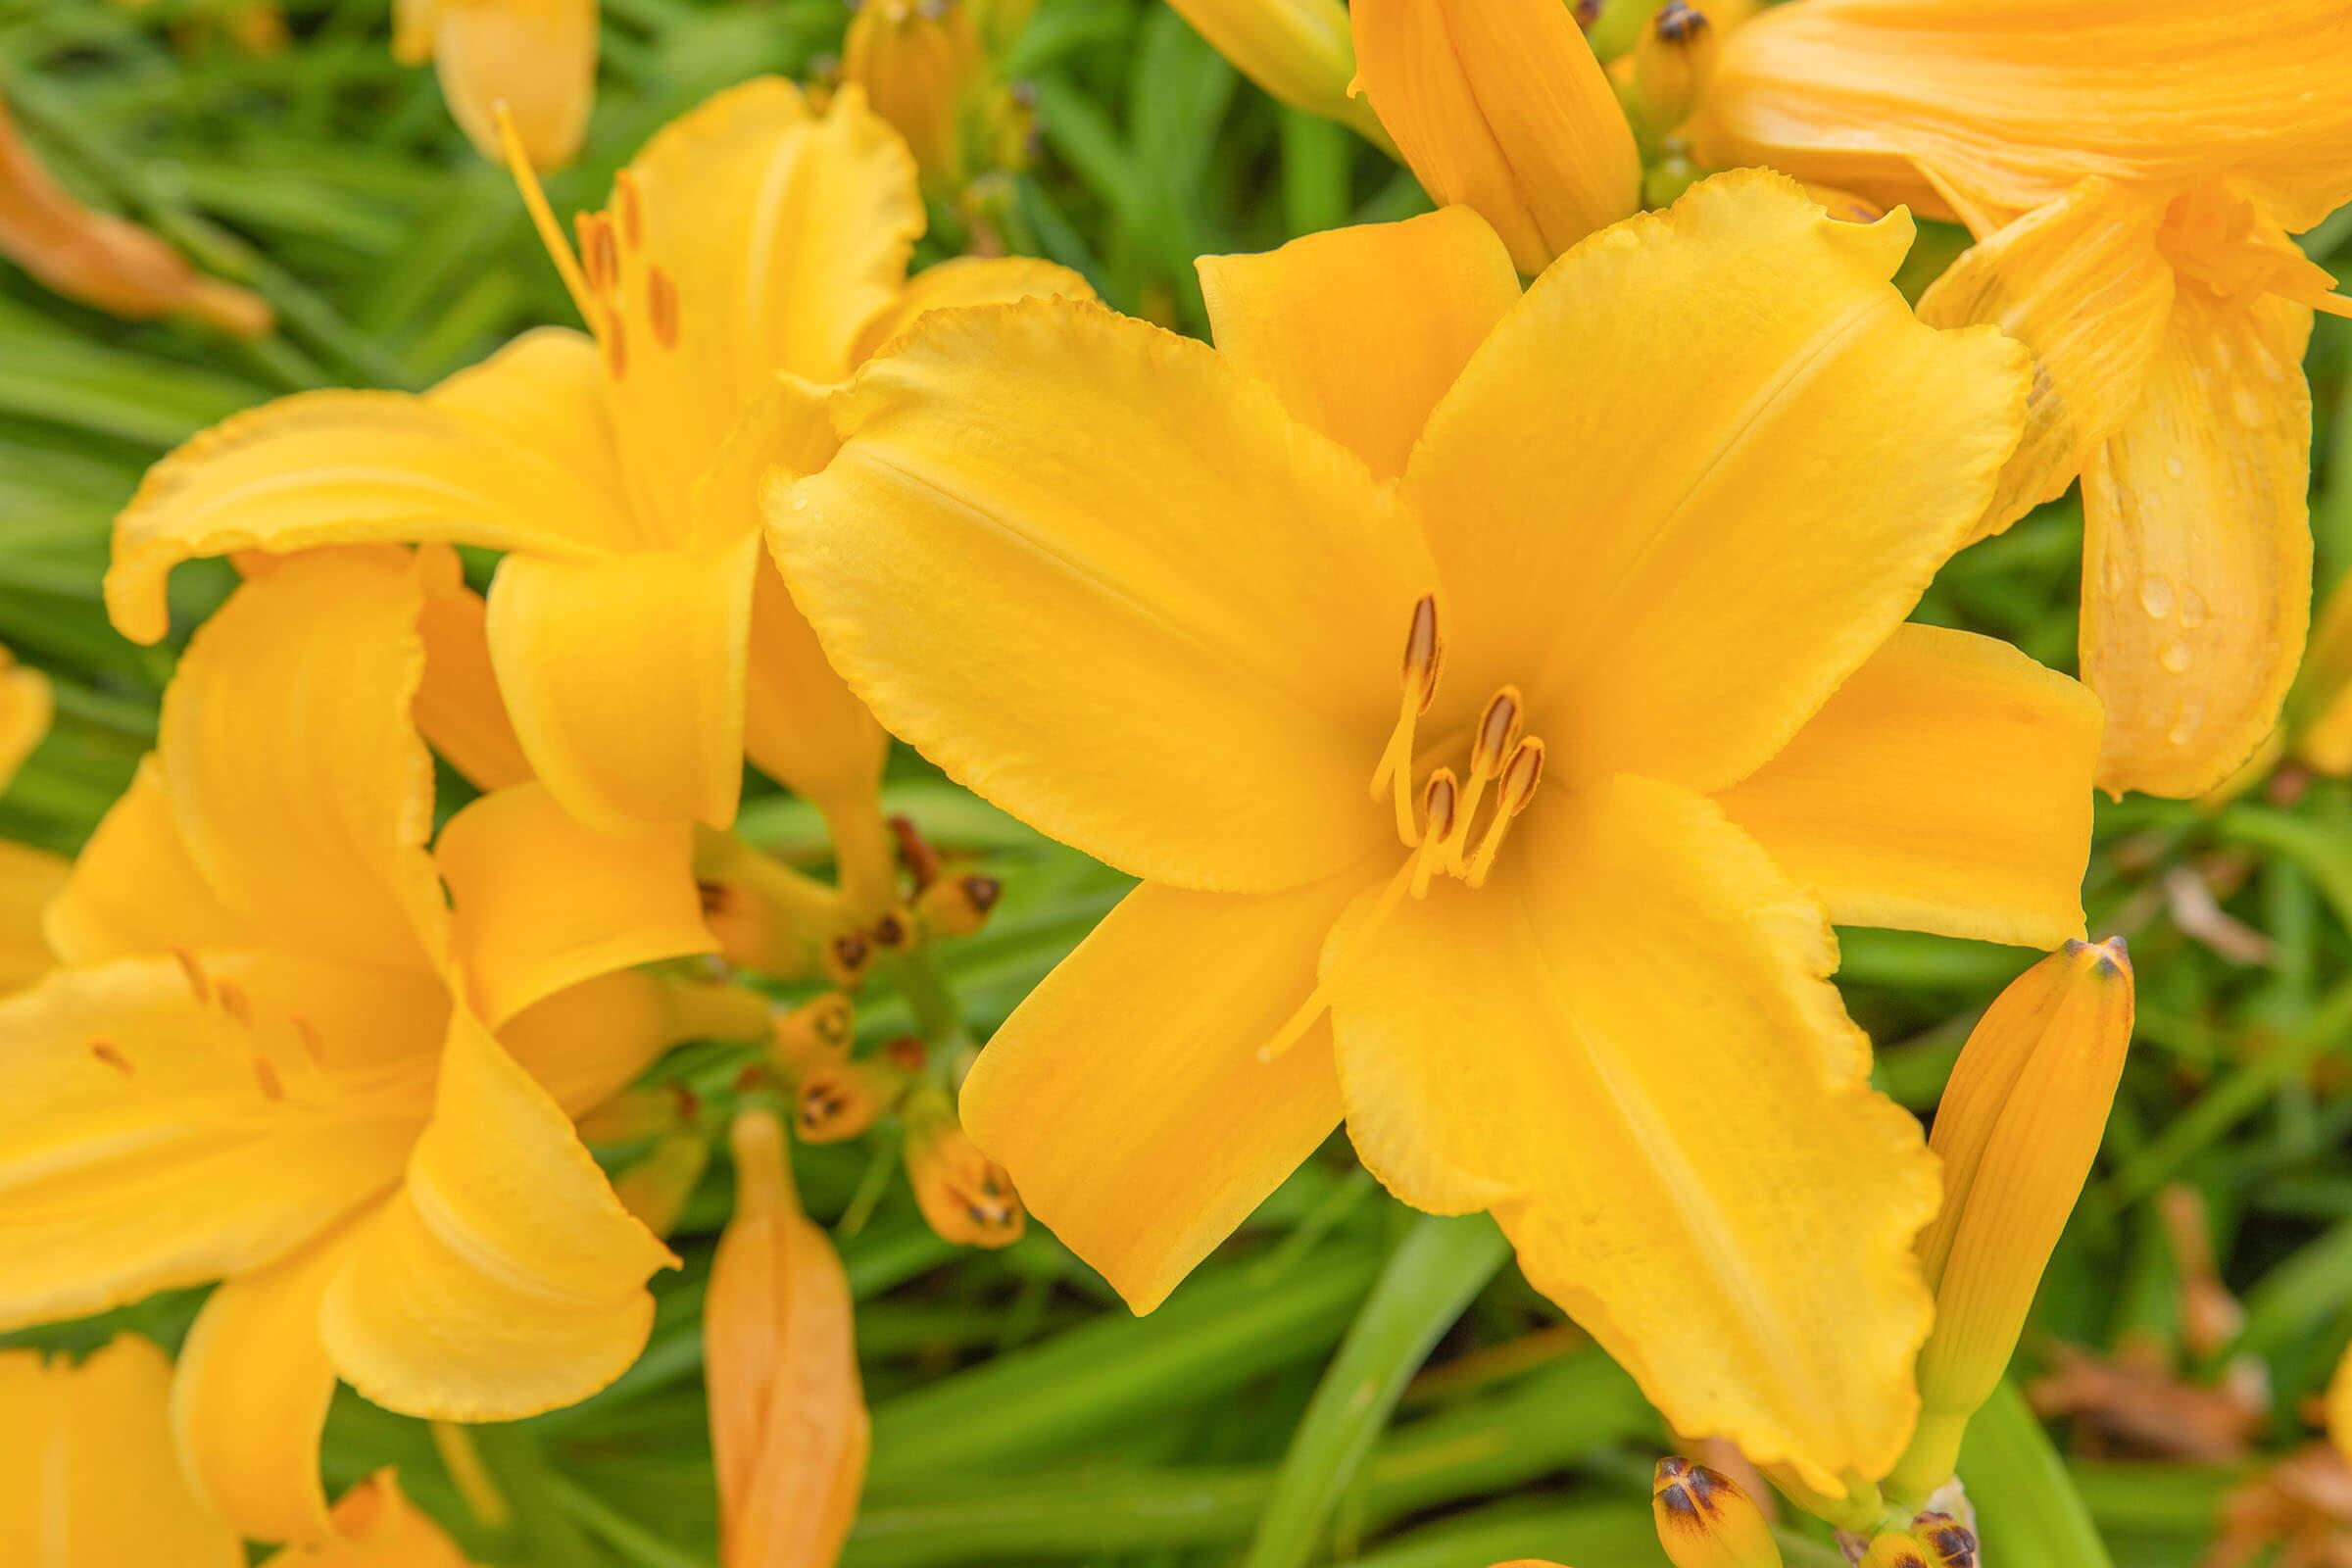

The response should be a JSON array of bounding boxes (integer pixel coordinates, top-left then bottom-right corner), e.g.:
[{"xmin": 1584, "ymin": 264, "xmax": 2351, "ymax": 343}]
[{"xmin": 3, "ymin": 1, "xmax": 2351, "ymax": 1563}]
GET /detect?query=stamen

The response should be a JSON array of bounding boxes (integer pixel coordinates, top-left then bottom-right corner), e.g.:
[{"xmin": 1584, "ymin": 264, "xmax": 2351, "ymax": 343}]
[
  {"xmin": 1259, "ymin": 858, "xmax": 1419, "ymax": 1062},
  {"xmin": 291, "ymin": 1014, "xmax": 326, "ymax": 1067},
  {"xmin": 1449, "ymin": 685, "xmax": 1523, "ymax": 869},
  {"xmin": 493, "ymin": 101, "xmax": 598, "ymax": 326},
  {"xmin": 605, "ymin": 317, "xmax": 629, "ymax": 380},
  {"xmin": 613, "ymin": 169, "xmax": 644, "ymax": 250},
  {"xmin": 88, "ymin": 1038, "xmax": 134, "ymax": 1075},
  {"xmin": 1400, "ymin": 594, "xmax": 1443, "ymax": 710},
  {"xmin": 1371, "ymin": 596, "xmax": 1444, "ymax": 846},
  {"xmin": 647, "ymin": 267, "xmax": 680, "ymax": 348},
  {"xmin": 1411, "ymin": 769, "xmax": 1458, "ymax": 900},
  {"xmin": 215, "ymin": 978, "xmax": 253, "ymax": 1028},
  {"xmin": 169, "ymin": 946, "xmax": 210, "ymax": 1004},
  {"xmin": 1465, "ymin": 739, "xmax": 1546, "ymax": 889},
  {"xmin": 251, "ymin": 1056, "xmax": 286, "ymax": 1102}
]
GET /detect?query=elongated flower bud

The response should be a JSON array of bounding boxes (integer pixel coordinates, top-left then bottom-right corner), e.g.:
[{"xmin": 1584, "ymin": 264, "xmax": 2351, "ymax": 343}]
[
  {"xmin": 1631, "ymin": 3, "xmax": 1719, "ymax": 136},
  {"xmin": 1652, "ymin": 1457, "xmax": 1784, "ymax": 1568},
  {"xmin": 914, "ymin": 869, "xmax": 1003, "ymax": 938},
  {"xmin": 413, "ymin": 0, "xmax": 597, "ymax": 172},
  {"xmin": 1163, "ymin": 0, "xmax": 1395, "ymax": 152},
  {"xmin": 707, "ymin": 1109, "xmax": 869, "ymax": 1568},
  {"xmin": 843, "ymin": 1, "xmax": 986, "ymax": 190},
  {"xmin": 1350, "ymin": 0, "xmax": 1640, "ymax": 273},
  {"xmin": 1890, "ymin": 939, "xmax": 2134, "ymax": 1501},
  {"xmin": 1857, "ymin": 1513, "xmax": 1978, "ymax": 1568}
]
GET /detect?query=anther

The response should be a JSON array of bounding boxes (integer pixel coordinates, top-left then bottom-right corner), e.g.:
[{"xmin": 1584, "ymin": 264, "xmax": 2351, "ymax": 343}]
[
  {"xmin": 215, "ymin": 978, "xmax": 253, "ymax": 1028},
  {"xmin": 604, "ymin": 317, "xmax": 628, "ymax": 379},
  {"xmin": 1400, "ymin": 594, "xmax": 1442, "ymax": 713},
  {"xmin": 1449, "ymin": 685, "xmax": 1524, "ymax": 868},
  {"xmin": 170, "ymin": 946, "xmax": 210, "ymax": 1004},
  {"xmin": 647, "ymin": 267, "xmax": 680, "ymax": 348},
  {"xmin": 88, "ymin": 1038, "xmax": 134, "ymax": 1075},
  {"xmin": 291, "ymin": 1015, "xmax": 325, "ymax": 1066},
  {"xmin": 1465, "ymin": 738, "xmax": 1545, "ymax": 889},
  {"xmin": 613, "ymin": 170, "xmax": 644, "ymax": 250},
  {"xmin": 1411, "ymin": 769, "xmax": 1458, "ymax": 900},
  {"xmin": 1371, "ymin": 595, "xmax": 1445, "ymax": 842},
  {"xmin": 251, "ymin": 1056, "xmax": 285, "ymax": 1102}
]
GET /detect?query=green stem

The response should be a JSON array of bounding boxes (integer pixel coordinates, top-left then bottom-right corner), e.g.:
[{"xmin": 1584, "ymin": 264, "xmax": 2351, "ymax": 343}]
[
  {"xmin": 547, "ymin": 1476, "xmax": 710, "ymax": 1568},
  {"xmin": 893, "ymin": 945, "xmax": 976, "ymax": 1064}
]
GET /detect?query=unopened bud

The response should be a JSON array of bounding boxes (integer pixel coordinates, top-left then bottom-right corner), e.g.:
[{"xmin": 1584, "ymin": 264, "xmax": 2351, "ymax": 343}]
[
  {"xmin": 576, "ymin": 1082, "xmax": 698, "ymax": 1144},
  {"xmin": 915, "ymin": 870, "xmax": 1004, "ymax": 938},
  {"xmin": 771, "ymin": 991, "xmax": 858, "ymax": 1078},
  {"xmin": 1163, "ymin": 0, "xmax": 1394, "ymax": 151},
  {"xmin": 419, "ymin": 0, "xmax": 596, "ymax": 172},
  {"xmin": 1857, "ymin": 1514, "xmax": 1978, "ymax": 1568},
  {"xmin": 1352, "ymin": 0, "xmax": 1641, "ymax": 272},
  {"xmin": 1653, "ymin": 1457, "xmax": 1782, "ymax": 1568},
  {"xmin": 1632, "ymin": 2, "xmax": 1718, "ymax": 136},
  {"xmin": 870, "ymin": 906, "xmax": 917, "ymax": 955},
  {"xmin": 844, "ymin": 0, "xmax": 986, "ymax": 190},
  {"xmin": 610, "ymin": 1131, "xmax": 710, "ymax": 1240},
  {"xmin": 1890, "ymin": 939, "xmax": 2134, "ymax": 1500},
  {"xmin": 797, "ymin": 1054, "xmax": 914, "ymax": 1144},
  {"xmin": 904, "ymin": 1087, "xmax": 1023, "ymax": 1249}
]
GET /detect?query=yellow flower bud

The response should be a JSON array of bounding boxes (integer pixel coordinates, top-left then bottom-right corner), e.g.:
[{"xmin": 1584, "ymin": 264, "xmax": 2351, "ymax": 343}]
[
  {"xmin": 1631, "ymin": 2, "xmax": 1720, "ymax": 137},
  {"xmin": 411, "ymin": 0, "xmax": 598, "ymax": 173},
  {"xmin": 1857, "ymin": 1513, "xmax": 1979, "ymax": 1568},
  {"xmin": 609, "ymin": 1130, "xmax": 711, "ymax": 1240},
  {"xmin": 576, "ymin": 1082, "xmax": 698, "ymax": 1144},
  {"xmin": 771, "ymin": 991, "xmax": 858, "ymax": 1079},
  {"xmin": 843, "ymin": 0, "xmax": 986, "ymax": 190},
  {"xmin": 1889, "ymin": 939, "xmax": 2134, "ymax": 1501},
  {"xmin": 904, "ymin": 1085, "xmax": 1024, "ymax": 1249},
  {"xmin": 1351, "ymin": 0, "xmax": 1642, "ymax": 273},
  {"xmin": 1163, "ymin": 0, "xmax": 1395, "ymax": 152},
  {"xmin": 796, "ymin": 1055, "xmax": 914, "ymax": 1144},
  {"xmin": 914, "ymin": 869, "xmax": 1004, "ymax": 938},
  {"xmin": 1652, "ymin": 1456, "xmax": 1783, "ymax": 1568}
]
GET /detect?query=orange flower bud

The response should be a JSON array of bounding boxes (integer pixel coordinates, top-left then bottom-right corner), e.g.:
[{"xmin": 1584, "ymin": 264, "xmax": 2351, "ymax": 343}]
[
  {"xmin": 0, "ymin": 92, "xmax": 270, "ymax": 337},
  {"xmin": 1652, "ymin": 1457, "xmax": 1784, "ymax": 1568},
  {"xmin": 1631, "ymin": 3, "xmax": 1720, "ymax": 136},
  {"xmin": 575, "ymin": 1082, "xmax": 698, "ymax": 1144},
  {"xmin": 796, "ymin": 1055, "xmax": 914, "ymax": 1144},
  {"xmin": 707, "ymin": 1109, "xmax": 868, "ymax": 1568},
  {"xmin": 1890, "ymin": 939, "xmax": 2133, "ymax": 1501},
  {"xmin": 1857, "ymin": 1513, "xmax": 1978, "ymax": 1568},
  {"xmin": 843, "ymin": 0, "xmax": 986, "ymax": 190},
  {"xmin": 771, "ymin": 991, "xmax": 858, "ymax": 1079},
  {"xmin": 1350, "ymin": 0, "xmax": 1641, "ymax": 273},
  {"xmin": 902, "ymin": 1086, "xmax": 1023, "ymax": 1249},
  {"xmin": 406, "ymin": 0, "xmax": 598, "ymax": 173},
  {"xmin": 913, "ymin": 870, "xmax": 1003, "ymax": 938}
]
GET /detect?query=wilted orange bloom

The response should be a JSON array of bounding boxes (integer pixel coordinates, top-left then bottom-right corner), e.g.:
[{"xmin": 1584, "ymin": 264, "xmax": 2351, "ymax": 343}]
[
  {"xmin": 708, "ymin": 1108, "xmax": 868, "ymax": 1568},
  {"xmin": 0, "ymin": 91, "xmax": 270, "ymax": 338}
]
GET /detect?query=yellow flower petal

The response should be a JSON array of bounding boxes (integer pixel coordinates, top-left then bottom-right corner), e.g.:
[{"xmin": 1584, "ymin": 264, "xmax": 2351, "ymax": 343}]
[
  {"xmin": 262, "ymin": 1471, "xmax": 478, "ymax": 1566},
  {"xmin": 1403, "ymin": 172, "xmax": 2029, "ymax": 796},
  {"xmin": 1327, "ymin": 775, "xmax": 1937, "ymax": 1495},
  {"xmin": 1915, "ymin": 179, "xmax": 2175, "ymax": 541},
  {"xmin": 437, "ymin": 780, "xmax": 716, "ymax": 1028},
  {"xmin": 414, "ymin": 543, "xmax": 534, "ymax": 792},
  {"xmin": 2296, "ymin": 573, "xmax": 2352, "ymax": 774},
  {"xmin": 43, "ymin": 757, "xmax": 253, "ymax": 966},
  {"xmin": 599, "ymin": 78, "xmax": 922, "ymax": 517},
  {"xmin": 1350, "ymin": 0, "xmax": 1641, "ymax": 273},
  {"xmin": 1717, "ymin": 623, "xmax": 2099, "ymax": 950},
  {"xmin": 0, "ymin": 958, "xmax": 420, "ymax": 1331},
  {"xmin": 1197, "ymin": 208, "xmax": 1522, "ymax": 480},
  {"xmin": 484, "ymin": 534, "xmax": 760, "ymax": 830},
  {"xmin": 0, "ymin": 645, "xmax": 50, "ymax": 790},
  {"xmin": 742, "ymin": 555, "xmax": 888, "ymax": 818},
  {"xmin": 320, "ymin": 1004, "xmax": 675, "ymax": 1420},
  {"xmin": 849, "ymin": 254, "xmax": 1098, "ymax": 368},
  {"xmin": 0, "ymin": 1336, "xmax": 243, "ymax": 1567},
  {"xmin": 0, "ymin": 840, "xmax": 67, "ymax": 996},
  {"xmin": 961, "ymin": 871, "xmax": 1367, "ymax": 1312},
  {"xmin": 769, "ymin": 298, "xmax": 1436, "ymax": 894},
  {"xmin": 2082, "ymin": 286, "xmax": 2313, "ymax": 797},
  {"xmin": 1694, "ymin": 0, "xmax": 2352, "ymax": 236},
  {"xmin": 171, "ymin": 1223, "xmax": 357, "ymax": 1543},
  {"xmin": 1162, "ymin": 0, "xmax": 1395, "ymax": 150},
  {"xmin": 429, "ymin": 0, "xmax": 596, "ymax": 172},
  {"xmin": 107, "ymin": 381, "xmax": 637, "ymax": 646},
  {"xmin": 159, "ymin": 550, "xmax": 448, "ymax": 967},
  {"xmin": 497, "ymin": 969, "xmax": 710, "ymax": 1116}
]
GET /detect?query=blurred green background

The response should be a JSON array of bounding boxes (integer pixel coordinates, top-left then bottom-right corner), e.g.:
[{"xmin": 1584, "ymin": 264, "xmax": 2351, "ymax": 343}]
[{"xmin": 4, "ymin": 1, "xmax": 2352, "ymax": 1564}]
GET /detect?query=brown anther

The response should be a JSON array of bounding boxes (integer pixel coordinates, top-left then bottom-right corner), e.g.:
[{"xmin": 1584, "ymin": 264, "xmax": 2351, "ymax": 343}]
[
  {"xmin": 647, "ymin": 267, "xmax": 679, "ymax": 349},
  {"xmin": 871, "ymin": 910, "xmax": 912, "ymax": 953},
  {"xmin": 1472, "ymin": 686, "xmax": 1525, "ymax": 776},
  {"xmin": 826, "ymin": 931, "xmax": 872, "ymax": 987},
  {"xmin": 1655, "ymin": 0, "xmax": 1708, "ymax": 42},
  {"xmin": 170, "ymin": 946, "xmax": 211, "ymax": 1004},
  {"xmin": 612, "ymin": 170, "xmax": 644, "ymax": 249},
  {"xmin": 1421, "ymin": 769, "xmax": 1459, "ymax": 843},
  {"xmin": 697, "ymin": 879, "xmax": 729, "ymax": 915},
  {"xmin": 1399, "ymin": 594, "xmax": 1443, "ymax": 712},
  {"xmin": 890, "ymin": 814, "xmax": 943, "ymax": 889},
  {"xmin": 1497, "ymin": 737, "xmax": 1545, "ymax": 815},
  {"xmin": 604, "ymin": 317, "xmax": 629, "ymax": 379},
  {"xmin": 291, "ymin": 1014, "xmax": 325, "ymax": 1065},
  {"xmin": 215, "ymin": 978, "xmax": 253, "ymax": 1028},
  {"xmin": 883, "ymin": 1035, "xmax": 927, "ymax": 1072},
  {"xmin": 251, "ymin": 1056, "xmax": 285, "ymax": 1102},
  {"xmin": 961, "ymin": 874, "xmax": 1001, "ymax": 914},
  {"xmin": 88, "ymin": 1038, "xmax": 134, "ymax": 1075}
]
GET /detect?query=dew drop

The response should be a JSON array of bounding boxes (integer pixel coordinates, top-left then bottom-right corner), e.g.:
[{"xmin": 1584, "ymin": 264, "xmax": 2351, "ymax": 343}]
[
  {"xmin": 2100, "ymin": 554, "xmax": 2126, "ymax": 598},
  {"xmin": 2165, "ymin": 454, "xmax": 2186, "ymax": 480},
  {"xmin": 2180, "ymin": 586, "xmax": 2210, "ymax": 628},
  {"xmin": 2160, "ymin": 640, "xmax": 2193, "ymax": 673},
  {"xmin": 2138, "ymin": 574, "xmax": 2177, "ymax": 618},
  {"xmin": 2169, "ymin": 701, "xmax": 2205, "ymax": 747},
  {"xmin": 790, "ymin": 493, "xmax": 810, "ymax": 512},
  {"xmin": 2234, "ymin": 388, "xmax": 2269, "ymax": 427}
]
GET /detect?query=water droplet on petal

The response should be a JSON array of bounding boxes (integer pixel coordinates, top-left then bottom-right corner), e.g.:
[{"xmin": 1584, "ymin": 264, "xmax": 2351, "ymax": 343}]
[
  {"xmin": 2139, "ymin": 574, "xmax": 2177, "ymax": 618},
  {"xmin": 2180, "ymin": 586, "xmax": 2210, "ymax": 628},
  {"xmin": 2160, "ymin": 640, "xmax": 2193, "ymax": 672},
  {"xmin": 2234, "ymin": 388, "xmax": 2269, "ymax": 426},
  {"xmin": 2165, "ymin": 454, "xmax": 2186, "ymax": 480},
  {"xmin": 2169, "ymin": 701, "xmax": 2205, "ymax": 746},
  {"xmin": 790, "ymin": 493, "xmax": 810, "ymax": 512},
  {"xmin": 2100, "ymin": 554, "xmax": 2126, "ymax": 598}
]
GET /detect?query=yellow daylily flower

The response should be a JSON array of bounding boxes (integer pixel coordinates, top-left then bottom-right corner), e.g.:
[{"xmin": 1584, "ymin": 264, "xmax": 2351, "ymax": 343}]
[
  {"xmin": 0, "ymin": 551, "xmax": 743, "ymax": 1544},
  {"xmin": 395, "ymin": 0, "xmax": 598, "ymax": 172},
  {"xmin": 1653, "ymin": 1456, "xmax": 1784, "ymax": 1568},
  {"xmin": 1160, "ymin": 0, "xmax": 1396, "ymax": 152},
  {"xmin": 1348, "ymin": 0, "xmax": 1641, "ymax": 272},
  {"xmin": 766, "ymin": 174, "xmax": 2102, "ymax": 1493},
  {"xmin": 1689, "ymin": 0, "xmax": 2352, "ymax": 798},
  {"xmin": 0, "ymin": 643, "xmax": 64, "ymax": 997},
  {"xmin": 0, "ymin": 89, "xmax": 271, "ymax": 338},
  {"xmin": 105, "ymin": 78, "xmax": 1093, "ymax": 918}
]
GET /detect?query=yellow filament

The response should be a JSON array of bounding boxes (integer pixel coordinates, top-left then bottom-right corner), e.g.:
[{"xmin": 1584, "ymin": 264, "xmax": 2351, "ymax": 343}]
[
  {"xmin": 1257, "ymin": 857, "xmax": 1417, "ymax": 1063},
  {"xmin": 494, "ymin": 101, "xmax": 596, "ymax": 326},
  {"xmin": 1410, "ymin": 770, "xmax": 1459, "ymax": 901}
]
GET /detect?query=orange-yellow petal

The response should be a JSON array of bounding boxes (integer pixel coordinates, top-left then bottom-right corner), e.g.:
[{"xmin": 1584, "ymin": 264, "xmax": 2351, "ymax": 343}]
[
  {"xmin": 261, "ymin": 1471, "xmax": 478, "ymax": 1566},
  {"xmin": 768, "ymin": 298, "xmax": 1436, "ymax": 894},
  {"xmin": 962, "ymin": 870, "xmax": 1367, "ymax": 1311},
  {"xmin": 1915, "ymin": 179, "xmax": 2175, "ymax": 541},
  {"xmin": 413, "ymin": 543, "xmax": 534, "ymax": 792},
  {"xmin": 0, "ymin": 957, "xmax": 420, "ymax": 1331},
  {"xmin": 2082, "ymin": 285, "xmax": 2313, "ymax": 797},
  {"xmin": 1327, "ymin": 775, "xmax": 1937, "ymax": 1495},
  {"xmin": 430, "ymin": 0, "xmax": 596, "ymax": 172},
  {"xmin": 1349, "ymin": 0, "xmax": 1641, "ymax": 273},
  {"xmin": 43, "ymin": 756, "xmax": 253, "ymax": 967},
  {"xmin": 484, "ymin": 534, "xmax": 759, "ymax": 831},
  {"xmin": 0, "ymin": 1336, "xmax": 243, "ymax": 1567},
  {"xmin": 159, "ymin": 550, "xmax": 448, "ymax": 968},
  {"xmin": 1403, "ymin": 171, "xmax": 2029, "ymax": 796},
  {"xmin": 437, "ymin": 780, "xmax": 715, "ymax": 1028},
  {"xmin": 848, "ymin": 255, "xmax": 1097, "ymax": 368},
  {"xmin": 107, "ymin": 381, "xmax": 636, "ymax": 647},
  {"xmin": 319, "ymin": 1004, "xmax": 675, "ymax": 1420},
  {"xmin": 1690, "ymin": 0, "xmax": 2352, "ymax": 235},
  {"xmin": 1197, "ymin": 208, "xmax": 1522, "ymax": 480},
  {"xmin": 0, "ymin": 841, "xmax": 67, "ymax": 996},
  {"xmin": 171, "ymin": 1222, "xmax": 358, "ymax": 1543},
  {"xmin": 1717, "ymin": 623, "xmax": 2099, "ymax": 950},
  {"xmin": 0, "ymin": 644, "xmax": 50, "ymax": 791}
]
